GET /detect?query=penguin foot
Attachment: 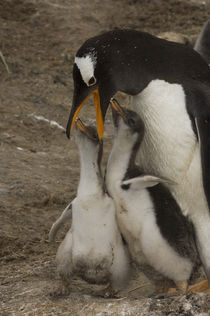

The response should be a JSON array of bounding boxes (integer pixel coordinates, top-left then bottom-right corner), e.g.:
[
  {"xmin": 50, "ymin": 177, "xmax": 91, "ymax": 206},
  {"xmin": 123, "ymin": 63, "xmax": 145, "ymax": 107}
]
[
  {"xmin": 148, "ymin": 289, "xmax": 180, "ymax": 299},
  {"xmin": 174, "ymin": 280, "xmax": 188, "ymax": 293},
  {"xmin": 49, "ymin": 280, "xmax": 71, "ymax": 298},
  {"xmin": 188, "ymin": 280, "xmax": 209, "ymax": 293},
  {"xmin": 94, "ymin": 284, "xmax": 119, "ymax": 298},
  {"xmin": 151, "ymin": 280, "xmax": 188, "ymax": 297}
]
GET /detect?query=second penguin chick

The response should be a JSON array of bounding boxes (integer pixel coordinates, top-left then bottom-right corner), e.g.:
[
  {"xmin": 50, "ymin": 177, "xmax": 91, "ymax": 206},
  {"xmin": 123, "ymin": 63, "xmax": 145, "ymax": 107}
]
[
  {"xmin": 54, "ymin": 119, "xmax": 130, "ymax": 297},
  {"xmin": 105, "ymin": 99, "xmax": 200, "ymax": 294}
]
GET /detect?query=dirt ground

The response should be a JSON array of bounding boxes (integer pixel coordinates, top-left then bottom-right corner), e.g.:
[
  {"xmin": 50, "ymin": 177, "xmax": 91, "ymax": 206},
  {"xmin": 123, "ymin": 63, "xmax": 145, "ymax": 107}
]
[{"xmin": 1, "ymin": 0, "xmax": 210, "ymax": 315}]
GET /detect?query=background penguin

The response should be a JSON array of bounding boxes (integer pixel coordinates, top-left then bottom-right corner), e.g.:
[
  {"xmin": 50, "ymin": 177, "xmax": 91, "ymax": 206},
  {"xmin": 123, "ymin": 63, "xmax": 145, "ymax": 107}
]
[
  {"xmin": 53, "ymin": 118, "xmax": 130, "ymax": 297},
  {"xmin": 65, "ymin": 29, "xmax": 210, "ymax": 283},
  {"xmin": 105, "ymin": 99, "xmax": 208, "ymax": 294},
  {"xmin": 194, "ymin": 19, "xmax": 210, "ymax": 64}
]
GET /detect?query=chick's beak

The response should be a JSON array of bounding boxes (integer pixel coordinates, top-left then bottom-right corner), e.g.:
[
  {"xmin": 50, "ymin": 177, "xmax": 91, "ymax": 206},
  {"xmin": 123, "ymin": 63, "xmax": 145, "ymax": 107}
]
[
  {"xmin": 110, "ymin": 98, "xmax": 126, "ymax": 120},
  {"xmin": 75, "ymin": 117, "xmax": 86, "ymax": 133},
  {"xmin": 68, "ymin": 93, "xmax": 92, "ymax": 135}
]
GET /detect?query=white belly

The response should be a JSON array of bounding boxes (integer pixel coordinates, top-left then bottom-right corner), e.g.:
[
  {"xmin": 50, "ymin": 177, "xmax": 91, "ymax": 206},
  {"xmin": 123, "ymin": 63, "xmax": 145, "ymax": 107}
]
[
  {"xmin": 114, "ymin": 187, "xmax": 192, "ymax": 281},
  {"xmin": 56, "ymin": 194, "xmax": 130, "ymax": 286},
  {"xmin": 72, "ymin": 194, "xmax": 118, "ymax": 261},
  {"xmin": 132, "ymin": 79, "xmax": 208, "ymax": 216},
  {"xmin": 133, "ymin": 79, "xmax": 196, "ymax": 182},
  {"xmin": 132, "ymin": 80, "xmax": 210, "ymax": 272}
]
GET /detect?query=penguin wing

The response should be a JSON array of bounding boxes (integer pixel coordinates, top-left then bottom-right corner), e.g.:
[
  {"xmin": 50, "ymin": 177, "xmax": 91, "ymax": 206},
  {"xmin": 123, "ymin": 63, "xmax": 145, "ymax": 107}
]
[
  {"xmin": 121, "ymin": 175, "xmax": 161, "ymax": 191},
  {"xmin": 49, "ymin": 202, "xmax": 73, "ymax": 242},
  {"xmin": 121, "ymin": 175, "xmax": 174, "ymax": 191},
  {"xmin": 195, "ymin": 116, "xmax": 210, "ymax": 209}
]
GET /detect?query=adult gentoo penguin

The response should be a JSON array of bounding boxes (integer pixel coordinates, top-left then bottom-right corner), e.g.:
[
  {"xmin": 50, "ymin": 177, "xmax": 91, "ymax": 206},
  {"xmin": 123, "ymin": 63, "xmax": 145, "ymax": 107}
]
[
  {"xmin": 106, "ymin": 99, "xmax": 205, "ymax": 293},
  {"xmin": 54, "ymin": 119, "xmax": 130, "ymax": 296},
  {"xmin": 66, "ymin": 29, "xmax": 210, "ymax": 283}
]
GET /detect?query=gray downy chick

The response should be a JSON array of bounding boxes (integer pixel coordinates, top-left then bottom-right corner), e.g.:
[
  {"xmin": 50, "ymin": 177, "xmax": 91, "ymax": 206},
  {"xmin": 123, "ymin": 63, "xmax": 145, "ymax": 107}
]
[{"xmin": 54, "ymin": 118, "xmax": 130, "ymax": 297}]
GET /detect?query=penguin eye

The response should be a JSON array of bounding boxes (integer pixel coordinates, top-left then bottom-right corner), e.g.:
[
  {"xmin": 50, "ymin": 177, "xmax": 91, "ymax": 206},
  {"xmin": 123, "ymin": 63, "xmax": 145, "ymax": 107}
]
[
  {"xmin": 90, "ymin": 130, "xmax": 98, "ymax": 141},
  {"xmin": 88, "ymin": 76, "xmax": 96, "ymax": 86},
  {"xmin": 93, "ymin": 132, "xmax": 98, "ymax": 140},
  {"xmin": 128, "ymin": 118, "xmax": 136, "ymax": 127}
]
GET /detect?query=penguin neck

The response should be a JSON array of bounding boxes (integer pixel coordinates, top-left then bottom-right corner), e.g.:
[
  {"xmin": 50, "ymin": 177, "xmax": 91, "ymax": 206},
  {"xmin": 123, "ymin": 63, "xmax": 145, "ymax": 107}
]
[
  {"xmin": 106, "ymin": 129, "xmax": 140, "ymax": 193},
  {"xmin": 77, "ymin": 141, "xmax": 103, "ymax": 196}
]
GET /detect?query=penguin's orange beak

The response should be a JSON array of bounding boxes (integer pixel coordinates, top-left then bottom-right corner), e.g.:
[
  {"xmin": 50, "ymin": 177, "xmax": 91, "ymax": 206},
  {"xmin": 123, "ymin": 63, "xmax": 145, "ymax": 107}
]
[
  {"xmin": 93, "ymin": 89, "xmax": 104, "ymax": 140},
  {"xmin": 69, "ymin": 89, "xmax": 104, "ymax": 140},
  {"xmin": 70, "ymin": 94, "xmax": 91, "ymax": 133}
]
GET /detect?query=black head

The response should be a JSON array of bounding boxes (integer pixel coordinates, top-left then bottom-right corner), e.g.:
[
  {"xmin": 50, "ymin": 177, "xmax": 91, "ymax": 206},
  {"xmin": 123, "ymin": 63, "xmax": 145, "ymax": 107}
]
[
  {"xmin": 66, "ymin": 29, "xmax": 152, "ymax": 140},
  {"xmin": 66, "ymin": 29, "xmax": 210, "ymax": 139},
  {"xmin": 75, "ymin": 118, "xmax": 100, "ymax": 144},
  {"xmin": 111, "ymin": 98, "xmax": 145, "ymax": 136}
]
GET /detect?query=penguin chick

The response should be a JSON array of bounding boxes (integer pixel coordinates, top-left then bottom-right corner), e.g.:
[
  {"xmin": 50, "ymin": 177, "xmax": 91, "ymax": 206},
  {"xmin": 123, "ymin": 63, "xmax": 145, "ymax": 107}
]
[
  {"xmin": 105, "ymin": 99, "xmax": 200, "ymax": 294},
  {"xmin": 54, "ymin": 119, "xmax": 130, "ymax": 297}
]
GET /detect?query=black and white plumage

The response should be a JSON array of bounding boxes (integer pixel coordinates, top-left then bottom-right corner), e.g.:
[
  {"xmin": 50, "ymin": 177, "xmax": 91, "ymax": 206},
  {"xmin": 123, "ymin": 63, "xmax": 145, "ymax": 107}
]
[
  {"xmin": 194, "ymin": 19, "xmax": 210, "ymax": 64},
  {"xmin": 54, "ymin": 119, "xmax": 130, "ymax": 295},
  {"xmin": 106, "ymin": 101, "xmax": 200, "ymax": 292},
  {"xmin": 66, "ymin": 29, "xmax": 210, "ymax": 282}
]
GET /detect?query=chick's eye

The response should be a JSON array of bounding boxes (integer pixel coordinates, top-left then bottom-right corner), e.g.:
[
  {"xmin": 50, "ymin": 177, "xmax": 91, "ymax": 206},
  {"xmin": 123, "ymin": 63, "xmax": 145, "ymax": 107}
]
[
  {"xmin": 93, "ymin": 132, "xmax": 97, "ymax": 139},
  {"xmin": 128, "ymin": 118, "xmax": 136, "ymax": 126},
  {"xmin": 88, "ymin": 76, "xmax": 96, "ymax": 86}
]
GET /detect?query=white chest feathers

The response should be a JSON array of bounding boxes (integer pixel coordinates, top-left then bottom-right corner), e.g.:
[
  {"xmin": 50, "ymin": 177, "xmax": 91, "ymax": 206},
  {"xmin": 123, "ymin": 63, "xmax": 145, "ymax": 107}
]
[
  {"xmin": 112, "ymin": 178, "xmax": 193, "ymax": 282},
  {"xmin": 72, "ymin": 194, "xmax": 119, "ymax": 257},
  {"xmin": 132, "ymin": 79, "xmax": 197, "ymax": 183},
  {"xmin": 56, "ymin": 192, "xmax": 130, "ymax": 288},
  {"xmin": 132, "ymin": 79, "xmax": 210, "ymax": 220}
]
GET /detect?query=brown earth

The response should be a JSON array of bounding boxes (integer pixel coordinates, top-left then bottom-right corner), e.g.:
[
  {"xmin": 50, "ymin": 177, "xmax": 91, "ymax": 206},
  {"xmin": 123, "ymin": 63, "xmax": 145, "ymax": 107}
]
[{"xmin": 1, "ymin": 0, "xmax": 210, "ymax": 315}]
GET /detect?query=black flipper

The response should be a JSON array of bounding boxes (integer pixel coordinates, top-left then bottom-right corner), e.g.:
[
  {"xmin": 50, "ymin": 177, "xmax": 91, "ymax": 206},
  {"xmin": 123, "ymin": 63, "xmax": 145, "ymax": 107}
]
[
  {"xmin": 186, "ymin": 85, "xmax": 210, "ymax": 282},
  {"xmin": 195, "ymin": 116, "xmax": 210, "ymax": 209},
  {"xmin": 186, "ymin": 84, "xmax": 210, "ymax": 210},
  {"xmin": 193, "ymin": 105, "xmax": 210, "ymax": 282}
]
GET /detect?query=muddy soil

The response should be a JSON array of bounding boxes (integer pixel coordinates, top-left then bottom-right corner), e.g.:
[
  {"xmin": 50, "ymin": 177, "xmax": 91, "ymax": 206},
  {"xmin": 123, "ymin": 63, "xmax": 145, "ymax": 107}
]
[{"xmin": 1, "ymin": 0, "xmax": 210, "ymax": 315}]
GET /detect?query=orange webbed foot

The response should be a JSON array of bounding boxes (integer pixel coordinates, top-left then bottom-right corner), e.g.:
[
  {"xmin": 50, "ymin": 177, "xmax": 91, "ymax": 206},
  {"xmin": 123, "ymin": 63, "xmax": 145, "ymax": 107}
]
[{"xmin": 188, "ymin": 280, "xmax": 209, "ymax": 293}]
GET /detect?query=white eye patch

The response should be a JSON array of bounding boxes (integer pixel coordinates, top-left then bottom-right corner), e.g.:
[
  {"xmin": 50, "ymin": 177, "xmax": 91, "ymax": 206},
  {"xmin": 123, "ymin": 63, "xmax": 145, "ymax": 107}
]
[{"xmin": 75, "ymin": 54, "xmax": 97, "ymax": 86}]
